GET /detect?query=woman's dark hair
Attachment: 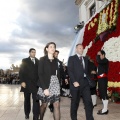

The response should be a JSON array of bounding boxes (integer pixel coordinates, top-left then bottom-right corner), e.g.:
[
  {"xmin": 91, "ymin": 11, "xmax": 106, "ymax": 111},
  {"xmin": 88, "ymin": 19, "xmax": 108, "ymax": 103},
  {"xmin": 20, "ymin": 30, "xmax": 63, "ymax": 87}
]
[
  {"xmin": 100, "ymin": 50, "xmax": 106, "ymax": 56},
  {"xmin": 44, "ymin": 42, "xmax": 56, "ymax": 55}
]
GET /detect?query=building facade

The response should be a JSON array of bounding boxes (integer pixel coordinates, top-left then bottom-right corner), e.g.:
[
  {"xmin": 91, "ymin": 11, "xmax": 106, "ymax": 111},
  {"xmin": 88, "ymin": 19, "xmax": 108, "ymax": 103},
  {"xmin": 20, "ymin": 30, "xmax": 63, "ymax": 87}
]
[{"xmin": 75, "ymin": 0, "xmax": 110, "ymax": 23}]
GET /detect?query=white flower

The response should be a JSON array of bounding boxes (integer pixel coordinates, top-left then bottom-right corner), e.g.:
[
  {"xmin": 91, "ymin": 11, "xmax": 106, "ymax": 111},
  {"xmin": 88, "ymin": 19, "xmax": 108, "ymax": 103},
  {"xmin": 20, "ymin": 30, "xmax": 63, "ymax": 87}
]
[{"xmin": 102, "ymin": 36, "xmax": 120, "ymax": 62}]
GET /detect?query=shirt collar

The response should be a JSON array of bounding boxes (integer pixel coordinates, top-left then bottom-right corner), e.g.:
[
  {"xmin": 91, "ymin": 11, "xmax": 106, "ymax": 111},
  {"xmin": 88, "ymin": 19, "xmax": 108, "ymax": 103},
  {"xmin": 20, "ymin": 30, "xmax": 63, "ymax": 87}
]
[
  {"xmin": 76, "ymin": 53, "xmax": 83, "ymax": 58},
  {"xmin": 30, "ymin": 57, "xmax": 35, "ymax": 60}
]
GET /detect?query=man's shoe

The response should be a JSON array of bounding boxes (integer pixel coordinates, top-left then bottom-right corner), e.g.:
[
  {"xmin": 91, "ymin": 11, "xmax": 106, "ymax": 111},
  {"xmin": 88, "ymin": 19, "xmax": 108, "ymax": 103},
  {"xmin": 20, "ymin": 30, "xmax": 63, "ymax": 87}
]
[
  {"xmin": 33, "ymin": 116, "xmax": 39, "ymax": 120},
  {"xmin": 93, "ymin": 104, "xmax": 97, "ymax": 107},
  {"xmin": 25, "ymin": 115, "xmax": 29, "ymax": 119},
  {"xmin": 97, "ymin": 109, "xmax": 109, "ymax": 115}
]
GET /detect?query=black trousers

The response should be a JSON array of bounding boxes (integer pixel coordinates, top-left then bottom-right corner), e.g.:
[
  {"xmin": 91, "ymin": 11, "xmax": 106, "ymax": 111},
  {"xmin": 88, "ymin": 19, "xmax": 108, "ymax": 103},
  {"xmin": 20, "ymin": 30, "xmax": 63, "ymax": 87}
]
[
  {"xmin": 90, "ymin": 86, "xmax": 97, "ymax": 95},
  {"xmin": 70, "ymin": 85, "xmax": 94, "ymax": 120},
  {"xmin": 24, "ymin": 92, "xmax": 40, "ymax": 118},
  {"xmin": 98, "ymin": 77, "xmax": 108, "ymax": 100}
]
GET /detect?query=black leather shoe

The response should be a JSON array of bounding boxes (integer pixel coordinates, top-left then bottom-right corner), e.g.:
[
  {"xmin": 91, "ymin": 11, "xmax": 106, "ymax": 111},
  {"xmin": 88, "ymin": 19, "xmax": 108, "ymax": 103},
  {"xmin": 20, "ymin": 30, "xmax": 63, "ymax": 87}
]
[
  {"xmin": 97, "ymin": 109, "xmax": 109, "ymax": 115},
  {"xmin": 33, "ymin": 116, "xmax": 39, "ymax": 120},
  {"xmin": 48, "ymin": 104, "xmax": 54, "ymax": 112},
  {"xmin": 25, "ymin": 115, "xmax": 29, "ymax": 119},
  {"xmin": 93, "ymin": 104, "xmax": 97, "ymax": 107}
]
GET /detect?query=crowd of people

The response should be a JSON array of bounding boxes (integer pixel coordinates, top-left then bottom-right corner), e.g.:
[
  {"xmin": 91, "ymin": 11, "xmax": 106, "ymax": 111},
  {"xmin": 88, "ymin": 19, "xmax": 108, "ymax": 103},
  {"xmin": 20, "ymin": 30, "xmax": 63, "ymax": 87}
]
[
  {"xmin": 19, "ymin": 42, "xmax": 109, "ymax": 120},
  {"xmin": 0, "ymin": 74, "xmax": 20, "ymax": 84}
]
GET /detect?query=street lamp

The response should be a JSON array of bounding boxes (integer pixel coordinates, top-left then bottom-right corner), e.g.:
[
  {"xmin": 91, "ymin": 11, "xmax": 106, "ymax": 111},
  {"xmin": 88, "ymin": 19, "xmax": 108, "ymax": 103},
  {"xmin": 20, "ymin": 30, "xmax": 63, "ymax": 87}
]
[{"xmin": 74, "ymin": 21, "xmax": 84, "ymax": 33}]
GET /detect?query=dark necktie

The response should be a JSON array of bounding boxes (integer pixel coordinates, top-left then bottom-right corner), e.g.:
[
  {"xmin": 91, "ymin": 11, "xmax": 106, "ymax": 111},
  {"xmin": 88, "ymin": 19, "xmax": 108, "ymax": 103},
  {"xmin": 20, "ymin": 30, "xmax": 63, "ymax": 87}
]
[
  {"xmin": 31, "ymin": 58, "xmax": 35, "ymax": 64},
  {"xmin": 79, "ymin": 56, "xmax": 84, "ymax": 70}
]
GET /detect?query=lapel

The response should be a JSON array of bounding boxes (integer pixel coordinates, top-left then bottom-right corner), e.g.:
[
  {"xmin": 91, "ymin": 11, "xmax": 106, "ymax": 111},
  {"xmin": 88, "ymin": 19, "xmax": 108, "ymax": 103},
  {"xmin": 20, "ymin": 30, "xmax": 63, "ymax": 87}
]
[
  {"xmin": 55, "ymin": 58, "xmax": 59, "ymax": 75},
  {"xmin": 44, "ymin": 55, "xmax": 51, "ymax": 74},
  {"xmin": 74, "ymin": 55, "xmax": 87, "ymax": 71},
  {"xmin": 74, "ymin": 54, "xmax": 81, "ymax": 66},
  {"xmin": 28, "ymin": 57, "xmax": 35, "ymax": 67},
  {"xmin": 83, "ymin": 56, "xmax": 88, "ymax": 73}
]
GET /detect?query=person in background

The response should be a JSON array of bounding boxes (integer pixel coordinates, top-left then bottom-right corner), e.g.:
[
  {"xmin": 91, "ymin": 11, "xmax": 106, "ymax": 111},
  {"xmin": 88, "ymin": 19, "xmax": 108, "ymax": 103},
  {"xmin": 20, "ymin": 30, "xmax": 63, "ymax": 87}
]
[
  {"xmin": 19, "ymin": 48, "xmax": 40, "ymax": 120},
  {"xmin": 96, "ymin": 50, "xmax": 109, "ymax": 115},
  {"xmin": 61, "ymin": 66, "xmax": 70, "ymax": 97},
  {"xmin": 88, "ymin": 57, "xmax": 97, "ymax": 107},
  {"xmin": 54, "ymin": 50, "xmax": 64, "ymax": 96},
  {"xmin": 37, "ymin": 42, "xmax": 61, "ymax": 120}
]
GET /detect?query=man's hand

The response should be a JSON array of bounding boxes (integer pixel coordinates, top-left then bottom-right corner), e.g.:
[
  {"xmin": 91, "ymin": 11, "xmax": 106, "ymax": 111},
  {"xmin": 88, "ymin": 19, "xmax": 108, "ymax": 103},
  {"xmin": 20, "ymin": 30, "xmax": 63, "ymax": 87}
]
[
  {"xmin": 65, "ymin": 79, "xmax": 68, "ymax": 85},
  {"xmin": 44, "ymin": 89, "xmax": 50, "ymax": 96},
  {"xmin": 73, "ymin": 82, "xmax": 80, "ymax": 87},
  {"xmin": 21, "ymin": 82, "xmax": 26, "ymax": 88}
]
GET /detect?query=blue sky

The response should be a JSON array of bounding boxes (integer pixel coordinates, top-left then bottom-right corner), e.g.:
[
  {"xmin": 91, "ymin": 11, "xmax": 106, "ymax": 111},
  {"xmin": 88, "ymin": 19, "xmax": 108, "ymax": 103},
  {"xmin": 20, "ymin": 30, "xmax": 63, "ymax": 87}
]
[{"xmin": 0, "ymin": 0, "xmax": 79, "ymax": 70}]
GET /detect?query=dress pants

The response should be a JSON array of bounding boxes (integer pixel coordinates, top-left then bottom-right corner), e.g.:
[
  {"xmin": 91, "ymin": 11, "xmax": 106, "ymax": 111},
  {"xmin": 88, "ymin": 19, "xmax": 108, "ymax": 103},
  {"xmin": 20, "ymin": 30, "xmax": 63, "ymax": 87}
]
[
  {"xmin": 98, "ymin": 77, "xmax": 108, "ymax": 100},
  {"xmin": 70, "ymin": 84, "xmax": 94, "ymax": 120},
  {"xmin": 24, "ymin": 92, "xmax": 40, "ymax": 118}
]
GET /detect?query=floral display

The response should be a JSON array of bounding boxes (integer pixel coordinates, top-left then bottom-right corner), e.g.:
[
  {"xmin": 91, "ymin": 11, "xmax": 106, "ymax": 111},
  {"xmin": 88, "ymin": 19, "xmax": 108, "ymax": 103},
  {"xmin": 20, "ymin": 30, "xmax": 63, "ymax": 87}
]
[{"xmin": 82, "ymin": 0, "xmax": 120, "ymax": 96}]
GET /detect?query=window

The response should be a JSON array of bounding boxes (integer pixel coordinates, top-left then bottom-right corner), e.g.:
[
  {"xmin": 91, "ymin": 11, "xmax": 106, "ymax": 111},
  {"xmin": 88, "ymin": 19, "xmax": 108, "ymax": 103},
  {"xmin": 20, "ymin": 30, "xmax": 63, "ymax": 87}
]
[{"xmin": 90, "ymin": 4, "xmax": 96, "ymax": 17}]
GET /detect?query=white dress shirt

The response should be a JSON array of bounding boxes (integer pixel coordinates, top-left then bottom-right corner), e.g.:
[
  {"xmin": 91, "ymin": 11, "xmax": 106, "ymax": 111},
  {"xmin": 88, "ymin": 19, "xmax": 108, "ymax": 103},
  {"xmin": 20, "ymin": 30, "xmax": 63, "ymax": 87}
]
[{"xmin": 30, "ymin": 57, "xmax": 35, "ymax": 64}]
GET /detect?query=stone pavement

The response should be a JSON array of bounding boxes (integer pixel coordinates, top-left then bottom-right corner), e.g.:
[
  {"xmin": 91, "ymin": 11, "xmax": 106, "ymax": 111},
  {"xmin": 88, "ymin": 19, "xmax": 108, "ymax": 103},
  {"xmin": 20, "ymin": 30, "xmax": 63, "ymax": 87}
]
[{"xmin": 0, "ymin": 84, "xmax": 120, "ymax": 120}]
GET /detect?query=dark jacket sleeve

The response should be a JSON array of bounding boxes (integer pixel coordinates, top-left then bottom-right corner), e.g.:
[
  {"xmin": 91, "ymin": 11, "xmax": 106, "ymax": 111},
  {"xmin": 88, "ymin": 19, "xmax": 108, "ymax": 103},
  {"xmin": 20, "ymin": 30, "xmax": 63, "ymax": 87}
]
[
  {"xmin": 68, "ymin": 56, "xmax": 76, "ymax": 84},
  {"xmin": 19, "ymin": 59, "xmax": 26, "ymax": 83},
  {"xmin": 38, "ymin": 57, "xmax": 47, "ymax": 90}
]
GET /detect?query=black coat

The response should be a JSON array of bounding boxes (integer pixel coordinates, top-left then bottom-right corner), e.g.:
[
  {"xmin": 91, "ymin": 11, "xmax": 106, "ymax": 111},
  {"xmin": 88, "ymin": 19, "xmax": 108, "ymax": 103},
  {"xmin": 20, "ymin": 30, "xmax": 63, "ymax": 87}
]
[
  {"xmin": 96, "ymin": 55, "xmax": 109, "ymax": 76},
  {"xmin": 68, "ymin": 55, "xmax": 89, "ymax": 90},
  {"xmin": 37, "ymin": 55, "xmax": 60, "ymax": 90},
  {"xmin": 88, "ymin": 60, "xmax": 97, "ymax": 80},
  {"xmin": 57, "ymin": 59, "xmax": 64, "ymax": 80},
  {"xmin": 19, "ymin": 57, "xmax": 39, "ymax": 93}
]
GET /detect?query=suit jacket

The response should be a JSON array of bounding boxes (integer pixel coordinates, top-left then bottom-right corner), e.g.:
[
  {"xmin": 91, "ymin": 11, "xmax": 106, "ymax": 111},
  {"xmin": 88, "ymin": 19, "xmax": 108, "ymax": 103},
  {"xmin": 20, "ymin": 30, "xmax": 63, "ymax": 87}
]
[
  {"xmin": 68, "ymin": 54, "xmax": 89, "ymax": 90},
  {"xmin": 57, "ymin": 59, "xmax": 64, "ymax": 81},
  {"xmin": 19, "ymin": 57, "xmax": 39, "ymax": 93},
  {"xmin": 37, "ymin": 55, "xmax": 60, "ymax": 90},
  {"xmin": 96, "ymin": 55, "xmax": 109, "ymax": 76}
]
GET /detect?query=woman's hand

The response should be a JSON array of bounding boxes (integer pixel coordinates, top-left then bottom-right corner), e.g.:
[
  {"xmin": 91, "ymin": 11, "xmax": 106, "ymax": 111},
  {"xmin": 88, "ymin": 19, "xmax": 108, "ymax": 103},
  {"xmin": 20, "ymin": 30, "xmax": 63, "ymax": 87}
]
[{"xmin": 44, "ymin": 89, "xmax": 50, "ymax": 96}]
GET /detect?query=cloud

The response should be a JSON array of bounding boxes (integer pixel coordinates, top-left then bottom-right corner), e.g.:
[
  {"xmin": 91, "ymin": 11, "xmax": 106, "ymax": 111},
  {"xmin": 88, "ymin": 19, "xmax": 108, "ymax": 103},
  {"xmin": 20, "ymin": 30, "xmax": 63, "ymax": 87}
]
[{"xmin": 0, "ymin": 0, "xmax": 78, "ymax": 69}]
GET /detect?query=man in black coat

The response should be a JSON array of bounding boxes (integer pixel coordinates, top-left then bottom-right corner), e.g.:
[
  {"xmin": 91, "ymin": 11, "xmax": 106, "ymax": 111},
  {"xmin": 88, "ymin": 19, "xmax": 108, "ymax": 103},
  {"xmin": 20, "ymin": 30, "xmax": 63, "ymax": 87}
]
[
  {"xmin": 96, "ymin": 50, "xmax": 109, "ymax": 115},
  {"xmin": 68, "ymin": 44, "xmax": 94, "ymax": 120},
  {"xmin": 19, "ymin": 48, "xmax": 40, "ymax": 120}
]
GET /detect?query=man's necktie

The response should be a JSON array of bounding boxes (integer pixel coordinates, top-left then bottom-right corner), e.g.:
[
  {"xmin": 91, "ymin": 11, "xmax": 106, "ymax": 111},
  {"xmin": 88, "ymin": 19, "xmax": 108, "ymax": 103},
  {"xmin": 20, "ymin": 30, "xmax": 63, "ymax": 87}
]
[
  {"xmin": 31, "ymin": 58, "xmax": 35, "ymax": 64},
  {"xmin": 79, "ymin": 56, "xmax": 83, "ymax": 64},
  {"xmin": 79, "ymin": 56, "xmax": 86, "ymax": 77},
  {"xmin": 79, "ymin": 56, "xmax": 84, "ymax": 70}
]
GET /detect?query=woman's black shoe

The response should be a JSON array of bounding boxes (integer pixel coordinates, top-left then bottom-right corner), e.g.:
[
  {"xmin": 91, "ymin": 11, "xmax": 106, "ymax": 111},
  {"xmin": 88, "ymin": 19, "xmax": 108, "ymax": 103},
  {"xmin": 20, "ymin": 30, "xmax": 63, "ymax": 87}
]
[{"xmin": 48, "ymin": 104, "xmax": 54, "ymax": 112}]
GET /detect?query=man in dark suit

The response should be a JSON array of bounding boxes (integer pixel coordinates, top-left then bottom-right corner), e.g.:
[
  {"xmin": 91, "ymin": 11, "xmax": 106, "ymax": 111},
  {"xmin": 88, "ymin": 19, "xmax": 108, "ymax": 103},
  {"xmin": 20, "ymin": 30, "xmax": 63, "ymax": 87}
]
[
  {"xmin": 19, "ymin": 48, "xmax": 40, "ymax": 120},
  {"xmin": 96, "ymin": 50, "xmax": 109, "ymax": 115},
  {"xmin": 68, "ymin": 44, "xmax": 94, "ymax": 120}
]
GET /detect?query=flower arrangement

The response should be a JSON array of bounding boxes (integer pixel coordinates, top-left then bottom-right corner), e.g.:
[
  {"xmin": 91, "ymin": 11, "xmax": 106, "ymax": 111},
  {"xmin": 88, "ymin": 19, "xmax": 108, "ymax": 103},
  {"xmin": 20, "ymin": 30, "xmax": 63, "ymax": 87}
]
[{"xmin": 82, "ymin": 0, "xmax": 120, "ymax": 99}]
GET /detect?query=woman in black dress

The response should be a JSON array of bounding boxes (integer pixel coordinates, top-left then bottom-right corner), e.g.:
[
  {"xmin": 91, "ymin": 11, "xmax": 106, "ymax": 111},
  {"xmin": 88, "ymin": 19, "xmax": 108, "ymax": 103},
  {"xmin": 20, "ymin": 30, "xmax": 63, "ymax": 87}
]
[
  {"xmin": 88, "ymin": 57, "xmax": 97, "ymax": 107},
  {"xmin": 37, "ymin": 42, "xmax": 60, "ymax": 120}
]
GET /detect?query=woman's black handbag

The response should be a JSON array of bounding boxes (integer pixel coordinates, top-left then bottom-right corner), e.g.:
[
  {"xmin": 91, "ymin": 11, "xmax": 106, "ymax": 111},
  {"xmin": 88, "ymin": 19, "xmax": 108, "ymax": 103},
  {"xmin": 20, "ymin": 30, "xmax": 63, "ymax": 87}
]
[{"xmin": 86, "ymin": 75, "xmax": 97, "ymax": 88}]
